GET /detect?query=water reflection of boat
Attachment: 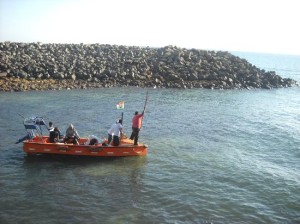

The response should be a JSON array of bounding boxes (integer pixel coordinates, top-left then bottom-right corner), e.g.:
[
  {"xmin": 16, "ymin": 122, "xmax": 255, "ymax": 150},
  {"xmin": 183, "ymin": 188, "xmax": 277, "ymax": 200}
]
[{"xmin": 18, "ymin": 116, "xmax": 147, "ymax": 157}]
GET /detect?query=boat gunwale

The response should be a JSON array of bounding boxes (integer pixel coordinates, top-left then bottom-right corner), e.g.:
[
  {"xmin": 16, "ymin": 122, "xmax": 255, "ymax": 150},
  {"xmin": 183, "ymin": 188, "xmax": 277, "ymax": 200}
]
[{"xmin": 23, "ymin": 138, "xmax": 148, "ymax": 157}]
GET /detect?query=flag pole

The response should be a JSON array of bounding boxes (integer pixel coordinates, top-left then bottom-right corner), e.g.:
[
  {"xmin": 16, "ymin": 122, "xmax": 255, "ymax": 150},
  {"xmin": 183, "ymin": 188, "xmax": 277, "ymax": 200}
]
[
  {"xmin": 143, "ymin": 90, "xmax": 149, "ymax": 113},
  {"xmin": 121, "ymin": 112, "xmax": 124, "ymax": 125},
  {"xmin": 140, "ymin": 90, "xmax": 148, "ymax": 130}
]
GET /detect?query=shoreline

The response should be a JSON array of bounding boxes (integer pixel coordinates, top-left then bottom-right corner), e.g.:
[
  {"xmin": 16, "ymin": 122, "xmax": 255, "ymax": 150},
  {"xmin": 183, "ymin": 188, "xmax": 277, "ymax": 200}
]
[{"xmin": 0, "ymin": 76, "xmax": 299, "ymax": 92}]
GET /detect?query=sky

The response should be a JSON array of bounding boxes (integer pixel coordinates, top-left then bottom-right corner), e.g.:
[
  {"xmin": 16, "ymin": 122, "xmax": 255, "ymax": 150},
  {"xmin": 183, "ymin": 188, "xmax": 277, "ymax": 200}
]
[{"xmin": 0, "ymin": 0, "xmax": 299, "ymax": 55}]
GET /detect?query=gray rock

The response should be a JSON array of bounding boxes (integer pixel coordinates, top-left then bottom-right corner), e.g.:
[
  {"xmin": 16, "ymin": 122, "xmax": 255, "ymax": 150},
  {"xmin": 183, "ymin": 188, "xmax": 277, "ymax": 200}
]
[{"xmin": 0, "ymin": 42, "xmax": 297, "ymax": 91}]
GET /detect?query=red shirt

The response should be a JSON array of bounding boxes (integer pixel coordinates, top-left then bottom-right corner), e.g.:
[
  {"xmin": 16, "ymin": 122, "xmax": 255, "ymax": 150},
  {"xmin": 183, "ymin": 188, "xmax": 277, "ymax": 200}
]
[{"xmin": 132, "ymin": 114, "xmax": 144, "ymax": 128}]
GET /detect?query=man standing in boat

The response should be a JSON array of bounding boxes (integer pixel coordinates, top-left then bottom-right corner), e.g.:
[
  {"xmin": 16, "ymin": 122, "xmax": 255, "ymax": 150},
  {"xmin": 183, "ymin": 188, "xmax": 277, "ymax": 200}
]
[
  {"xmin": 108, "ymin": 119, "xmax": 123, "ymax": 146},
  {"xmin": 130, "ymin": 110, "xmax": 145, "ymax": 145}
]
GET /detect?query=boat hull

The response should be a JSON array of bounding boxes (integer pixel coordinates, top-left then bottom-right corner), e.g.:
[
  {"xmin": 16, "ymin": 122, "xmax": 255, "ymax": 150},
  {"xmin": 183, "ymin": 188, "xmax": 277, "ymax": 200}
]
[{"xmin": 23, "ymin": 137, "xmax": 147, "ymax": 157}]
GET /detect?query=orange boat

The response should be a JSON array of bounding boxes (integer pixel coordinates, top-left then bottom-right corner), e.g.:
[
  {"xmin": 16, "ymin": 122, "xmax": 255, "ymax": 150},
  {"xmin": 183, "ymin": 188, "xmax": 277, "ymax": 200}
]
[{"xmin": 17, "ymin": 116, "xmax": 147, "ymax": 157}]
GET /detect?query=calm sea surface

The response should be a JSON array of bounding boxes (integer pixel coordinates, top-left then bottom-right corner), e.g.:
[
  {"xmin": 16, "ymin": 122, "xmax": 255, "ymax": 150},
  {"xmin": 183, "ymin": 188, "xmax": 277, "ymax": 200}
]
[{"xmin": 0, "ymin": 52, "xmax": 300, "ymax": 224}]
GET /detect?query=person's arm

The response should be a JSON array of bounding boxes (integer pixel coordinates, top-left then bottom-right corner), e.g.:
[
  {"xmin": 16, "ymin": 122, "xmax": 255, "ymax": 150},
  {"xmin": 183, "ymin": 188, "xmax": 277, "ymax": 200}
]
[
  {"xmin": 75, "ymin": 130, "xmax": 80, "ymax": 139},
  {"xmin": 65, "ymin": 129, "xmax": 69, "ymax": 137}
]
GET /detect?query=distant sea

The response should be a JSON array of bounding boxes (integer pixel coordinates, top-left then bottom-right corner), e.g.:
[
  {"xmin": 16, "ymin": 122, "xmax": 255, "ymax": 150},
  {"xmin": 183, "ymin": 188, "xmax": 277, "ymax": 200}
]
[
  {"xmin": 233, "ymin": 51, "xmax": 300, "ymax": 83},
  {"xmin": 0, "ymin": 52, "xmax": 299, "ymax": 224}
]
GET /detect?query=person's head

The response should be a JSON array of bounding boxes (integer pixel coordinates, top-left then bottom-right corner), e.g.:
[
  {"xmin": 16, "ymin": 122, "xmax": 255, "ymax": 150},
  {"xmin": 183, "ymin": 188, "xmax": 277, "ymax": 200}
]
[
  {"xmin": 49, "ymin": 122, "xmax": 53, "ymax": 126},
  {"xmin": 118, "ymin": 119, "xmax": 122, "ymax": 124},
  {"xmin": 69, "ymin": 124, "xmax": 74, "ymax": 129},
  {"xmin": 135, "ymin": 111, "xmax": 139, "ymax": 115},
  {"xmin": 54, "ymin": 127, "xmax": 58, "ymax": 131}
]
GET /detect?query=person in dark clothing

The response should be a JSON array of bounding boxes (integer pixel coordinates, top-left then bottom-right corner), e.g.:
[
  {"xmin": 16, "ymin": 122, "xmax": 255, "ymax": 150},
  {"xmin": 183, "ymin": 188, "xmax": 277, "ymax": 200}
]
[
  {"xmin": 48, "ymin": 122, "xmax": 63, "ymax": 138},
  {"xmin": 49, "ymin": 127, "xmax": 60, "ymax": 143},
  {"xmin": 48, "ymin": 122, "xmax": 54, "ymax": 131}
]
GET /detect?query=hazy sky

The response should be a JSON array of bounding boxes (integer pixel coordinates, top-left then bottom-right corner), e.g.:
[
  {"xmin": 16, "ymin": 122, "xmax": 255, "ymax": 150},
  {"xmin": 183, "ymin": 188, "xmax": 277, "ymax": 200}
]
[{"xmin": 0, "ymin": 0, "xmax": 299, "ymax": 55}]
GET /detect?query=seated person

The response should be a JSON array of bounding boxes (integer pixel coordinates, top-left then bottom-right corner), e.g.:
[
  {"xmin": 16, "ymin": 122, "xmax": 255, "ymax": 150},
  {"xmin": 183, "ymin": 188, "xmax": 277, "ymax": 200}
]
[
  {"xmin": 86, "ymin": 135, "xmax": 99, "ymax": 145},
  {"xmin": 49, "ymin": 127, "xmax": 60, "ymax": 143},
  {"xmin": 89, "ymin": 138, "xmax": 98, "ymax": 145},
  {"xmin": 64, "ymin": 124, "xmax": 80, "ymax": 144}
]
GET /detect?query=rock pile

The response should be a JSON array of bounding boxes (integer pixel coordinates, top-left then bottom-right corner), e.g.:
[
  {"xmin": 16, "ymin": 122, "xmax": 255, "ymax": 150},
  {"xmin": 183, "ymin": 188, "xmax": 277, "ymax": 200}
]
[{"xmin": 0, "ymin": 42, "xmax": 297, "ymax": 91}]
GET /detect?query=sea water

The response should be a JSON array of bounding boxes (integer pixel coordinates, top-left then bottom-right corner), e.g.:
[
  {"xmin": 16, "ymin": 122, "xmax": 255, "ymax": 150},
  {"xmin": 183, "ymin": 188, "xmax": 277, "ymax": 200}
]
[{"xmin": 0, "ymin": 52, "xmax": 299, "ymax": 223}]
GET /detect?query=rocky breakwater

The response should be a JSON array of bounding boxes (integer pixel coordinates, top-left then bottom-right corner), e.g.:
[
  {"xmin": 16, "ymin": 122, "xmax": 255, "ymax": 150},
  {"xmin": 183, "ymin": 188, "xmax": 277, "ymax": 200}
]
[{"xmin": 0, "ymin": 42, "xmax": 298, "ymax": 91}]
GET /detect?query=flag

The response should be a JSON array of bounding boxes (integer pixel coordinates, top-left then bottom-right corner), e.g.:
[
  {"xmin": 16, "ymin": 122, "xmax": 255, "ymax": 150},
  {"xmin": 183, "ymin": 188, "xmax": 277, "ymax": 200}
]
[{"xmin": 116, "ymin": 101, "xmax": 125, "ymax": 110}]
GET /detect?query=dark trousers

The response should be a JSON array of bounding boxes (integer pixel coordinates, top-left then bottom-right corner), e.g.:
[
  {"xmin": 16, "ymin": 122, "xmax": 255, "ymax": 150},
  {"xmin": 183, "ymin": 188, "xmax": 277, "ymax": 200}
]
[
  {"xmin": 107, "ymin": 134, "xmax": 112, "ymax": 144},
  {"xmin": 64, "ymin": 136, "xmax": 79, "ymax": 144},
  {"xmin": 113, "ymin": 136, "xmax": 120, "ymax": 146},
  {"xmin": 130, "ymin": 127, "xmax": 140, "ymax": 145}
]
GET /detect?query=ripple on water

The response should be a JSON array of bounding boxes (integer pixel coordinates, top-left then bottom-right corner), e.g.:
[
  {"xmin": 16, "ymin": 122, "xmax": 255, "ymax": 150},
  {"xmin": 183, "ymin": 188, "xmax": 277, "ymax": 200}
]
[{"xmin": 1, "ymin": 87, "xmax": 300, "ymax": 223}]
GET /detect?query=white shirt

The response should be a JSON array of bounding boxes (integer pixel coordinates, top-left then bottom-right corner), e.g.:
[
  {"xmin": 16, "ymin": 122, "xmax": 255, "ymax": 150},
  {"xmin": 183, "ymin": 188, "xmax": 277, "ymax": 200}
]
[{"xmin": 108, "ymin": 123, "xmax": 123, "ymax": 137}]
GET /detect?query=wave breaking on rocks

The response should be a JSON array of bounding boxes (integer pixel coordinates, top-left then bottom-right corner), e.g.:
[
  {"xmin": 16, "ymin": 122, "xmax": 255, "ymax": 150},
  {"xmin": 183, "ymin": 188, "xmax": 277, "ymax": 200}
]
[{"xmin": 0, "ymin": 42, "xmax": 298, "ymax": 92}]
